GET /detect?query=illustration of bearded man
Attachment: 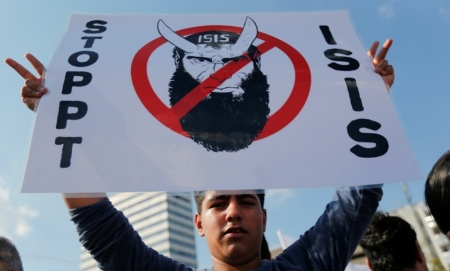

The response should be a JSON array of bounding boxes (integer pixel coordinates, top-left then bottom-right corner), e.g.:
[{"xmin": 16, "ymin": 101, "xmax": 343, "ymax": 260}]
[{"xmin": 158, "ymin": 17, "xmax": 270, "ymax": 152}]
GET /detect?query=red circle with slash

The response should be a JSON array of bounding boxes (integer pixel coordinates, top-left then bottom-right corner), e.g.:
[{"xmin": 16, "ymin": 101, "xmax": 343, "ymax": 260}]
[{"xmin": 131, "ymin": 25, "xmax": 311, "ymax": 140}]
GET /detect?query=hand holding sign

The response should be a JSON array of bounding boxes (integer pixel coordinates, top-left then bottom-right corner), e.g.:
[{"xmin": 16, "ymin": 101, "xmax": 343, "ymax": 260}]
[
  {"xmin": 4, "ymin": 53, "xmax": 48, "ymax": 111},
  {"xmin": 369, "ymin": 39, "xmax": 395, "ymax": 87}
]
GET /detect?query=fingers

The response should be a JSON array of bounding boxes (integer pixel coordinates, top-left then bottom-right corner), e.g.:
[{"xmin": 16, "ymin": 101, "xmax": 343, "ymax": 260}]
[
  {"xmin": 374, "ymin": 59, "xmax": 389, "ymax": 73},
  {"xmin": 373, "ymin": 39, "xmax": 393, "ymax": 65},
  {"xmin": 20, "ymin": 78, "xmax": 47, "ymax": 111},
  {"xmin": 381, "ymin": 64, "xmax": 394, "ymax": 76},
  {"xmin": 25, "ymin": 53, "xmax": 45, "ymax": 76},
  {"xmin": 4, "ymin": 53, "xmax": 45, "ymax": 80},
  {"xmin": 374, "ymin": 58, "xmax": 394, "ymax": 75},
  {"xmin": 21, "ymin": 82, "xmax": 47, "ymax": 99},
  {"xmin": 25, "ymin": 79, "xmax": 47, "ymax": 94},
  {"xmin": 4, "ymin": 57, "xmax": 38, "ymax": 80},
  {"xmin": 21, "ymin": 79, "xmax": 47, "ymax": 111},
  {"xmin": 22, "ymin": 79, "xmax": 47, "ymax": 99},
  {"xmin": 367, "ymin": 41, "xmax": 380, "ymax": 60},
  {"xmin": 5, "ymin": 53, "xmax": 47, "ymax": 112}
]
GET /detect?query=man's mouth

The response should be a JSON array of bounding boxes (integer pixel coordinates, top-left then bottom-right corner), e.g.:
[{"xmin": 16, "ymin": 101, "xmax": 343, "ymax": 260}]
[
  {"xmin": 204, "ymin": 86, "xmax": 244, "ymax": 96},
  {"xmin": 205, "ymin": 86, "xmax": 236, "ymax": 91},
  {"xmin": 224, "ymin": 226, "xmax": 248, "ymax": 236}
]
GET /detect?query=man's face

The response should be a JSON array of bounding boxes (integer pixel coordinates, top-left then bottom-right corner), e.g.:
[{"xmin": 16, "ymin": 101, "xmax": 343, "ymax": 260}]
[
  {"xmin": 194, "ymin": 190, "xmax": 267, "ymax": 265},
  {"xmin": 181, "ymin": 44, "xmax": 254, "ymax": 96}
]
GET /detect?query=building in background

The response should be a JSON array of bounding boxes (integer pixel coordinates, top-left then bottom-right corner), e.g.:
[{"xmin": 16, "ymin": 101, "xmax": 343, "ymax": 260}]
[{"xmin": 79, "ymin": 192, "xmax": 197, "ymax": 271}]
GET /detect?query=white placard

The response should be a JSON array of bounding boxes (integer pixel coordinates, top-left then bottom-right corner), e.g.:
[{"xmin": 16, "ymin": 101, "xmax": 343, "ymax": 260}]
[{"xmin": 22, "ymin": 11, "xmax": 422, "ymax": 192}]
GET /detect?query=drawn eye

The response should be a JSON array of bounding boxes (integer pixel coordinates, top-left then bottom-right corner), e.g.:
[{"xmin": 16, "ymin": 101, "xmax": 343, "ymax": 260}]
[{"xmin": 191, "ymin": 58, "xmax": 210, "ymax": 65}]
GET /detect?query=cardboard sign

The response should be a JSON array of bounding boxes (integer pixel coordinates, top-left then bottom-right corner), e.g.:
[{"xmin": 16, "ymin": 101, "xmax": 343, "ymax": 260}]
[{"xmin": 22, "ymin": 11, "xmax": 421, "ymax": 192}]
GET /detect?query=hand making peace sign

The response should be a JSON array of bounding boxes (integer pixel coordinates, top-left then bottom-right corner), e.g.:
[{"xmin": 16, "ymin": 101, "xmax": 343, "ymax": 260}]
[
  {"xmin": 369, "ymin": 39, "xmax": 395, "ymax": 88},
  {"xmin": 5, "ymin": 53, "xmax": 48, "ymax": 111}
]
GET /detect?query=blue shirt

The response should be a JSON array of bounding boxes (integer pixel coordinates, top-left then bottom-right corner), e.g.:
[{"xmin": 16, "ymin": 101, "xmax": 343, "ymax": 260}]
[{"xmin": 70, "ymin": 186, "xmax": 382, "ymax": 271}]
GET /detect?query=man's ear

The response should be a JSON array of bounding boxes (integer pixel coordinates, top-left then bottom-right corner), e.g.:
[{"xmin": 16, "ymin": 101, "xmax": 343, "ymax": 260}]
[
  {"xmin": 415, "ymin": 240, "xmax": 425, "ymax": 263},
  {"xmin": 366, "ymin": 257, "xmax": 374, "ymax": 271},
  {"xmin": 194, "ymin": 213, "xmax": 205, "ymax": 237},
  {"xmin": 174, "ymin": 50, "xmax": 181, "ymax": 67},
  {"xmin": 253, "ymin": 55, "xmax": 261, "ymax": 69},
  {"xmin": 263, "ymin": 209, "xmax": 267, "ymax": 232}
]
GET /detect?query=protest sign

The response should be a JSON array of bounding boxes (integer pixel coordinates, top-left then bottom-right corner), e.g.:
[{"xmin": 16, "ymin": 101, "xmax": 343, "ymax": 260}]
[{"xmin": 22, "ymin": 11, "xmax": 421, "ymax": 192}]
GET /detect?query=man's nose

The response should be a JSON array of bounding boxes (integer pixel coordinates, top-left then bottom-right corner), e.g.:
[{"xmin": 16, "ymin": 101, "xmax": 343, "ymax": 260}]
[
  {"xmin": 225, "ymin": 200, "xmax": 242, "ymax": 222},
  {"xmin": 210, "ymin": 63, "xmax": 232, "ymax": 82}
]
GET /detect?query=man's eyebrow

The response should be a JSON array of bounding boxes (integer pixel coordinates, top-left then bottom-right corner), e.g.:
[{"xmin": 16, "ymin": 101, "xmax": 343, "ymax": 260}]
[
  {"xmin": 235, "ymin": 194, "xmax": 258, "ymax": 201},
  {"xmin": 222, "ymin": 55, "xmax": 249, "ymax": 62},
  {"xmin": 207, "ymin": 195, "xmax": 230, "ymax": 202}
]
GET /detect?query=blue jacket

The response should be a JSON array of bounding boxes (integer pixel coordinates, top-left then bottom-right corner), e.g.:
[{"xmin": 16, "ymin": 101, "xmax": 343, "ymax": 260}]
[{"xmin": 70, "ymin": 186, "xmax": 382, "ymax": 271}]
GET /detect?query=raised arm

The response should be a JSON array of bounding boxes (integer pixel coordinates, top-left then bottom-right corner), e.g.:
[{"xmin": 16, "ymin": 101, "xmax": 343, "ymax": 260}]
[
  {"xmin": 274, "ymin": 40, "xmax": 393, "ymax": 271},
  {"xmin": 4, "ymin": 54, "xmax": 105, "ymax": 209},
  {"xmin": 278, "ymin": 186, "xmax": 383, "ymax": 271}
]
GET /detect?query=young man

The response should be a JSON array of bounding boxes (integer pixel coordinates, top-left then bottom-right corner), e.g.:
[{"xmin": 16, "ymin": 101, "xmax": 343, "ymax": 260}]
[
  {"xmin": 5, "ymin": 39, "xmax": 393, "ymax": 271},
  {"xmin": 360, "ymin": 212, "xmax": 428, "ymax": 271},
  {"xmin": 0, "ymin": 236, "xmax": 23, "ymax": 271}
]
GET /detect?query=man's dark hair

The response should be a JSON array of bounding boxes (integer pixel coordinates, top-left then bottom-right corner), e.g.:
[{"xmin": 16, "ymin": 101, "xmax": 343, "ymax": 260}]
[
  {"xmin": 194, "ymin": 190, "xmax": 265, "ymax": 214},
  {"xmin": 261, "ymin": 234, "xmax": 271, "ymax": 260},
  {"xmin": 359, "ymin": 212, "xmax": 419, "ymax": 271},
  {"xmin": 425, "ymin": 149, "xmax": 450, "ymax": 234},
  {"xmin": 0, "ymin": 236, "xmax": 23, "ymax": 271}
]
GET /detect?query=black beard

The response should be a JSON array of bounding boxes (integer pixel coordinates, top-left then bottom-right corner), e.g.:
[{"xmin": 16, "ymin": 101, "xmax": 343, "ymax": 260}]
[{"xmin": 168, "ymin": 63, "xmax": 270, "ymax": 152}]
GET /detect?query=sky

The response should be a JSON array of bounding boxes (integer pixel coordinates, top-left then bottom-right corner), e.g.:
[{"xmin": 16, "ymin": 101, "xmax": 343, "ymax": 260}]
[{"xmin": 1, "ymin": 0, "xmax": 450, "ymax": 270}]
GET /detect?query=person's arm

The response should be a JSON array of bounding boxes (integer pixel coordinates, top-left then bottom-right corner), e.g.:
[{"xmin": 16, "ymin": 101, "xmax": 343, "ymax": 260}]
[
  {"xmin": 274, "ymin": 186, "xmax": 383, "ymax": 271},
  {"xmin": 6, "ymin": 54, "xmax": 192, "ymax": 270},
  {"xmin": 71, "ymin": 197, "xmax": 192, "ymax": 271},
  {"xmin": 273, "ymin": 40, "xmax": 393, "ymax": 271}
]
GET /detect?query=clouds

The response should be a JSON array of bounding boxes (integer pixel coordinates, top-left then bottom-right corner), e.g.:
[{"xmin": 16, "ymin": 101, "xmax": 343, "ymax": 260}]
[
  {"xmin": 0, "ymin": 182, "xmax": 39, "ymax": 237},
  {"xmin": 439, "ymin": 7, "xmax": 450, "ymax": 21},
  {"xmin": 378, "ymin": 3, "xmax": 395, "ymax": 18},
  {"xmin": 266, "ymin": 189, "xmax": 295, "ymax": 205}
]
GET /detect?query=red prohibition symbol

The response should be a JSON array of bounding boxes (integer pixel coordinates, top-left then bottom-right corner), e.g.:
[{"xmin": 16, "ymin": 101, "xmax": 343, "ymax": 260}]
[{"xmin": 131, "ymin": 25, "xmax": 311, "ymax": 140}]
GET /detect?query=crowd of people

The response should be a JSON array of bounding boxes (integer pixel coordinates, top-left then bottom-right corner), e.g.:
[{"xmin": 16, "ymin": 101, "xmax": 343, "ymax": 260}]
[{"xmin": 3, "ymin": 28, "xmax": 450, "ymax": 271}]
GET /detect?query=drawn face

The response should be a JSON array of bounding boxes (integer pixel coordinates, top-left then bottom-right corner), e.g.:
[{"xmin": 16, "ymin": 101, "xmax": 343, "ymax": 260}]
[
  {"xmin": 159, "ymin": 18, "xmax": 270, "ymax": 152},
  {"xmin": 181, "ymin": 44, "xmax": 254, "ymax": 96},
  {"xmin": 194, "ymin": 190, "xmax": 267, "ymax": 265}
]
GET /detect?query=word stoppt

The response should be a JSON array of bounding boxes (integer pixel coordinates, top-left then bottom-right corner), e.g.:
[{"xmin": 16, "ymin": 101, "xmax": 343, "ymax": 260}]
[
  {"xmin": 320, "ymin": 25, "xmax": 389, "ymax": 158},
  {"xmin": 55, "ymin": 20, "xmax": 107, "ymax": 168}
]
